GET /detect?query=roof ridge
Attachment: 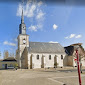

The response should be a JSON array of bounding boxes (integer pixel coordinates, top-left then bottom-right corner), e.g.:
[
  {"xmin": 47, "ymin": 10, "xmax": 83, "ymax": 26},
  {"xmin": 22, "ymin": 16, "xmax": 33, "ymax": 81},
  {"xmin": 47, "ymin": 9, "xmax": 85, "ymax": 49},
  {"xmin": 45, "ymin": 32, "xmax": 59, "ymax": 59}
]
[{"xmin": 29, "ymin": 41, "xmax": 59, "ymax": 44}]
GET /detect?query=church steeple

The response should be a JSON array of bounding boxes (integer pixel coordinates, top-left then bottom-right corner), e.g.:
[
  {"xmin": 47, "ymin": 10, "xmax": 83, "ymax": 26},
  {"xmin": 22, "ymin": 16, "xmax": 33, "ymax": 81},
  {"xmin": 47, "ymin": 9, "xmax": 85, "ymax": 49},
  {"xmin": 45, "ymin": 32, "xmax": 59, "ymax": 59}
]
[
  {"xmin": 19, "ymin": 5, "xmax": 26, "ymax": 35},
  {"xmin": 21, "ymin": 8, "xmax": 24, "ymax": 24}
]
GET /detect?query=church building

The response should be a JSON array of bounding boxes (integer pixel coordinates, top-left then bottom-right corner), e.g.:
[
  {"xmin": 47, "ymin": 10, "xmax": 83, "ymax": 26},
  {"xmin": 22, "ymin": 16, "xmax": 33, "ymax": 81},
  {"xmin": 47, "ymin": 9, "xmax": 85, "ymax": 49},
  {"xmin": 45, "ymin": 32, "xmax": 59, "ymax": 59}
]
[{"xmin": 16, "ymin": 9, "xmax": 66, "ymax": 69}]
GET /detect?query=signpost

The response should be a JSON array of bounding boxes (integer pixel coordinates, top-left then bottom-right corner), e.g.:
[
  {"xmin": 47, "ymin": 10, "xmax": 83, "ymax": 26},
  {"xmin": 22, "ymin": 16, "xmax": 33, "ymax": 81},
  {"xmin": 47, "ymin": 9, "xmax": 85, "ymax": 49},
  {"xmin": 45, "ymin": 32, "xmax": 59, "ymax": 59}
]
[{"xmin": 76, "ymin": 50, "xmax": 82, "ymax": 85}]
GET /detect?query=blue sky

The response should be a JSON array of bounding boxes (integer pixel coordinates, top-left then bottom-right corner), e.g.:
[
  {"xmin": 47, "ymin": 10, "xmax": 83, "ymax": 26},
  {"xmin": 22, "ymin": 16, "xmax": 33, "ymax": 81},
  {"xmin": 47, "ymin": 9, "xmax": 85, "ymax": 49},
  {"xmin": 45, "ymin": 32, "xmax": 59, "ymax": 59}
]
[{"xmin": 0, "ymin": 0, "xmax": 85, "ymax": 59}]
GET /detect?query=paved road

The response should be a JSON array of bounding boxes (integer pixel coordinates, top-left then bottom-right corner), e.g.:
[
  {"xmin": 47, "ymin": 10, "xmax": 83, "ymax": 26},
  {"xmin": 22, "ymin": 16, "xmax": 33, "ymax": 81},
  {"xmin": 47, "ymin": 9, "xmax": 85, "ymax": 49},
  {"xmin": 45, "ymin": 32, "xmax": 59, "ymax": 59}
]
[{"xmin": 0, "ymin": 68, "xmax": 85, "ymax": 85}]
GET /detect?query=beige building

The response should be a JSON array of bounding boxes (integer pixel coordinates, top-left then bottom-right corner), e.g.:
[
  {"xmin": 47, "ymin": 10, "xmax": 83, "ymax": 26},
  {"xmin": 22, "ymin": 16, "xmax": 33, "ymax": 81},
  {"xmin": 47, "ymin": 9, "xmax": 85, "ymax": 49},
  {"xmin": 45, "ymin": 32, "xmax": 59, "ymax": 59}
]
[
  {"xmin": 0, "ymin": 57, "xmax": 17, "ymax": 69},
  {"xmin": 16, "ymin": 8, "xmax": 66, "ymax": 69},
  {"xmin": 64, "ymin": 43, "xmax": 85, "ymax": 67}
]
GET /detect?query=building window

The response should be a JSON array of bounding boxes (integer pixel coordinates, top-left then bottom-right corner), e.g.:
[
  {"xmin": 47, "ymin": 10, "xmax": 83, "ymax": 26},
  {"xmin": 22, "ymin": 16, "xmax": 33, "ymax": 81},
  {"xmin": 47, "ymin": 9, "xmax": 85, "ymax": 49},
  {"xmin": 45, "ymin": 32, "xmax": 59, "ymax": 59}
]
[
  {"xmin": 2, "ymin": 64, "xmax": 5, "ymax": 67},
  {"xmin": 10, "ymin": 64, "xmax": 13, "ymax": 67},
  {"xmin": 61, "ymin": 55, "xmax": 63, "ymax": 59},
  {"xmin": 49, "ymin": 55, "xmax": 51, "ymax": 60},
  {"xmin": 37, "ymin": 55, "xmax": 39, "ymax": 60}
]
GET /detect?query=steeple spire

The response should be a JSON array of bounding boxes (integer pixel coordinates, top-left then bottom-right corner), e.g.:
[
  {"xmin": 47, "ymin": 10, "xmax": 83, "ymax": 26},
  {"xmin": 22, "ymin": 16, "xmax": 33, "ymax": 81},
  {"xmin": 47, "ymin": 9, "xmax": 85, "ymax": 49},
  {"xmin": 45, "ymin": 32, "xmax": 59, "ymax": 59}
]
[
  {"xmin": 21, "ymin": 5, "xmax": 24, "ymax": 24},
  {"xmin": 19, "ymin": 0, "xmax": 26, "ymax": 35}
]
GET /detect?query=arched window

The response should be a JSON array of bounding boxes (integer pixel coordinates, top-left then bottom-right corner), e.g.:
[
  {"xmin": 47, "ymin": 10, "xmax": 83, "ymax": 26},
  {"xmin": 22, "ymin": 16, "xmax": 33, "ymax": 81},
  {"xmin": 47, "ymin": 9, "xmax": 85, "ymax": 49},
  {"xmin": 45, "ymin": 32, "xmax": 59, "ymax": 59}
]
[
  {"xmin": 37, "ymin": 55, "xmax": 39, "ymax": 60},
  {"xmin": 61, "ymin": 55, "xmax": 63, "ymax": 59},
  {"xmin": 49, "ymin": 55, "xmax": 51, "ymax": 60}
]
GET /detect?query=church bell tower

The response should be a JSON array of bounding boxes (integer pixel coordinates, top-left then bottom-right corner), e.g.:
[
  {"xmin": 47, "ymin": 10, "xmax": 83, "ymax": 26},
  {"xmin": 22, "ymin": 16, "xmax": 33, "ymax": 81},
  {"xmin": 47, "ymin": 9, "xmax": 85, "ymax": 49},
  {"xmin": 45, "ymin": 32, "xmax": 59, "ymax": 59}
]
[{"xmin": 17, "ymin": 7, "xmax": 29, "ymax": 68}]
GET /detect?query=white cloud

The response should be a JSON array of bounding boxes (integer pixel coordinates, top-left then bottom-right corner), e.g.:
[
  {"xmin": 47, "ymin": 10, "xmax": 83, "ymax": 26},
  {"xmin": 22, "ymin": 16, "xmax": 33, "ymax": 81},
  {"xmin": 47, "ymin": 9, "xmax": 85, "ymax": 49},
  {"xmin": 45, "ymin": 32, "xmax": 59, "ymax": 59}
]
[
  {"xmin": 28, "ymin": 25, "xmax": 37, "ymax": 31},
  {"xmin": 69, "ymin": 34, "xmax": 76, "ymax": 38},
  {"xmin": 16, "ymin": 0, "xmax": 45, "ymax": 31},
  {"xmin": 38, "ymin": 1, "xmax": 43, "ymax": 7},
  {"xmin": 75, "ymin": 35, "xmax": 82, "ymax": 38},
  {"xmin": 3, "ymin": 41, "xmax": 16, "ymax": 46},
  {"xmin": 65, "ymin": 34, "xmax": 75, "ymax": 39},
  {"xmin": 65, "ymin": 34, "xmax": 82, "ymax": 39},
  {"xmin": 53, "ymin": 24, "xmax": 58, "ymax": 30},
  {"xmin": 26, "ymin": 4, "xmax": 36, "ymax": 18},
  {"xmin": 65, "ymin": 37, "xmax": 69, "ymax": 39},
  {"xmin": 28, "ymin": 24, "xmax": 43, "ymax": 31},
  {"xmin": 16, "ymin": 1, "xmax": 45, "ymax": 19},
  {"xmin": 16, "ymin": 4, "xmax": 22, "ymax": 16},
  {"xmin": 37, "ymin": 24, "xmax": 43, "ymax": 28},
  {"xmin": 49, "ymin": 41, "xmax": 58, "ymax": 43},
  {"xmin": 17, "ymin": 3, "xmax": 36, "ymax": 18},
  {"xmin": 36, "ymin": 10, "xmax": 45, "ymax": 19}
]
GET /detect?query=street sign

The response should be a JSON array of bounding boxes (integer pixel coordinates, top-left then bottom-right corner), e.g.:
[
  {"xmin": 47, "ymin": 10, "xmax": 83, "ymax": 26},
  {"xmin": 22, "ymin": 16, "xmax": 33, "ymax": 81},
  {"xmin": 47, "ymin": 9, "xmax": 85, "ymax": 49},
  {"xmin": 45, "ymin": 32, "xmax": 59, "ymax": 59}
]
[{"xmin": 74, "ymin": 59, "xmax": 77, "ymax": 61}]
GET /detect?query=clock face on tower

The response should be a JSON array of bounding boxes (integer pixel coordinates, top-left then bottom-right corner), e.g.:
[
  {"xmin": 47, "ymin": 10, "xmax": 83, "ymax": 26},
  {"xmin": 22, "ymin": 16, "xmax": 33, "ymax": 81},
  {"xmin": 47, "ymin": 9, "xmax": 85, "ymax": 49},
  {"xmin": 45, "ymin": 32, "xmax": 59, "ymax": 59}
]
[
  {"xmin": 23, "ymin": 39, "xmax": 26, "ymax": 44},
  {"xmin": 23, "ymin": 27, "xmax": 25, "ymax": 30}
]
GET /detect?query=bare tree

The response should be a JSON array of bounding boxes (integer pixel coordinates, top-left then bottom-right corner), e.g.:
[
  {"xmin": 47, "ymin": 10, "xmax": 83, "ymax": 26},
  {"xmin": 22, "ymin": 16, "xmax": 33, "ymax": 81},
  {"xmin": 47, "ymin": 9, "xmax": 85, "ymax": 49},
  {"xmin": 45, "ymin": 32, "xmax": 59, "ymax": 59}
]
[
  {"xmin": 3, "ymin": 50, "xmax": 9, "ymax": 59},
  {"xmin": 79, "ymin": 45, "xmax": 85, "ymax": 73},
  {"xmin": 9, "ymin": 52, "xmax": 15, "ymax": 58},
  {"xmin": 73, "ymin": 44, "xmax": 85, "ymax": 73}
]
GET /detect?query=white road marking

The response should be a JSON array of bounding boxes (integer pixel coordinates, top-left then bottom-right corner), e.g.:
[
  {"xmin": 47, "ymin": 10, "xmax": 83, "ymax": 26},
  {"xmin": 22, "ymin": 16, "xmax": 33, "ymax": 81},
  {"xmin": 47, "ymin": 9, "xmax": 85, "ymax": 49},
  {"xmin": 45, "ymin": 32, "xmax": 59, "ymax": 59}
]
[
  {"xmin": 48, "ymin": 78, "xmax": 64, "ymax": 85},
  {"xmin": 53, "ymin": 75, "xmax": 85, "ymax": 79},
  {"xmin": 48, "ymin": 75, "xmax": 85, "ymax": 85}
]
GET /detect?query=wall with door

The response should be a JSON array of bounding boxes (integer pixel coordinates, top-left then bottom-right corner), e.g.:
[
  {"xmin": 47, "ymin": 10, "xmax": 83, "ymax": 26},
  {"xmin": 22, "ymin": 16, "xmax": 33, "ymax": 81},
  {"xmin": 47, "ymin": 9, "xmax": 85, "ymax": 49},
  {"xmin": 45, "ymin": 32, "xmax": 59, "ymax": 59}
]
[
  {"xmin": 0, "ymin": 61, "xmax": 17, "ymax": 69},
  {"xmin": 27, "ymin": 53, "xmax": 65, "ymax": 69}
]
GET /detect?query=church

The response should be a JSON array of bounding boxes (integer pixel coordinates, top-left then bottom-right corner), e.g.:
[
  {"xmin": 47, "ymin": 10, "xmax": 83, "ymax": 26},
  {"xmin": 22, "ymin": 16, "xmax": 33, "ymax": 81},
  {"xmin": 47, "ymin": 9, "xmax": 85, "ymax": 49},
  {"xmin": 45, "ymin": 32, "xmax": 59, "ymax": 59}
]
[{"xmin": 16, "ymin": 9, "xmax": 66, "ymax": 69}]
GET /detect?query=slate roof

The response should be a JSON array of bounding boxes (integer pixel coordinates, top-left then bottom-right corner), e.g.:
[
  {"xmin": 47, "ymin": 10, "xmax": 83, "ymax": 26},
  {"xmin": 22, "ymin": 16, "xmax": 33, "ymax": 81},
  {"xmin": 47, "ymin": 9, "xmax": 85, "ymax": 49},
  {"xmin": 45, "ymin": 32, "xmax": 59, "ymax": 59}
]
[
  {"xmin": 65, "ymin": 44, "xmax": 85, "ymax": 56},
  {"xmin": 28, "ymin": 42, "xmax": 65, "ymax": 54},
  {"xmin": 2, "ymin": 57, "xmax": 17, "ymax": 62},
  {"xmin": 64, "ymin": 46, "xmax": 74, "ymax": 56}
]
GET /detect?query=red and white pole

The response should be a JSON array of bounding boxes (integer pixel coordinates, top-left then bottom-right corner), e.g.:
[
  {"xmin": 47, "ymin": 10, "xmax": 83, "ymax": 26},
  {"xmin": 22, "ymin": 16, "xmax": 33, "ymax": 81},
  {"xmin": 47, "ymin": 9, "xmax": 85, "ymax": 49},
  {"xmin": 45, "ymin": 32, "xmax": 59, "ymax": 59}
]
[{"xmin": 76, "ymin": 50, "xmax": 82, "ymax": 85}]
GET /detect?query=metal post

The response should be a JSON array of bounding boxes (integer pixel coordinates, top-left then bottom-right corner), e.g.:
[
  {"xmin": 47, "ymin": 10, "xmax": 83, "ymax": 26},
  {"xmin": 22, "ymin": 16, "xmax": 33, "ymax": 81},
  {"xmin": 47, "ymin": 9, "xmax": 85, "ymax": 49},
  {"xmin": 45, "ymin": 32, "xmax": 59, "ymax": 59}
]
[{"xmin": 76, "ymin": 50, "xmax": 82, "ymax": 85}]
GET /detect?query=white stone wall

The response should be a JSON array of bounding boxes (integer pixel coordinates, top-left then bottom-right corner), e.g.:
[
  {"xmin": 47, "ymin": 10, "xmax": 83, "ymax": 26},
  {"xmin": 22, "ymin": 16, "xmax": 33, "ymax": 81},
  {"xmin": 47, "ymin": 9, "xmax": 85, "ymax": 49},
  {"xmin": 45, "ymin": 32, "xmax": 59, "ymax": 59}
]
[
  {"xmin": 28, "ymin": 53, "xmax": 65, "ymax": 69},
  {"xmin": 28, "ymin": 54, "xmax": 31, "ymax": 68},
  {"xmin": 73, "ymin": 59, "xmax": 77, "ymax": 67},
  {"xmin": 18, "ymin": 35, "xmax": 29, "ymax": 49},
  {"xmin": 17, "ymin": 34, "xmax": 29, "ymax": 68},
  {"xmin": 44, "ymin": 54, "xmax": 54, "ymax": 68},
  {"xmin": 28, "ymin": 54, "xmax": 42, "ymax": 69},
  {"xmin": 57, "ymin": 55, "xmax": 65, "ymax": 67},
  {"xmin": 81, "ymin": 57, "xmax": 85, "ymax": 67},
  {"xmin": 73, "ymin": 57, "xmax": 85, "ymax": 67},
  {"xmin": 63, "ymin": 55, "xmax": 68, "ymax": 66},
  {"xmin": 33, "ymin": 54, "xmax": 42, "ymax": 69}
]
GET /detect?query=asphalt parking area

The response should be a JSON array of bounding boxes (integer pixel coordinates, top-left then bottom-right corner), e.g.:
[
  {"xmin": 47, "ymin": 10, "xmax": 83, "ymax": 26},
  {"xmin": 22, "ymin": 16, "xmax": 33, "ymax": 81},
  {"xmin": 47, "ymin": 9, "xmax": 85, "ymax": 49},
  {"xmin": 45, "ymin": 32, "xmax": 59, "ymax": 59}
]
[
  {"xmin": 0, "ymin": 68, "xmax": 85, "ymax": 85},
  {"xmin": 48, "ymin": 75, "xmax": 85, "ymax": 85}
]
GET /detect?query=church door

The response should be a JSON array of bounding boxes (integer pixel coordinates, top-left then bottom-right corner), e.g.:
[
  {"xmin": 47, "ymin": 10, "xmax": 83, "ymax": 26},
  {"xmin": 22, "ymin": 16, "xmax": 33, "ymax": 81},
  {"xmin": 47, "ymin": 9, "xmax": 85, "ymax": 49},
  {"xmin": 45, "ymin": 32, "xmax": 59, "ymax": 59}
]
[
  {"xmin": 41, "ymin": 55, "xmax": 44, "ymax": 68},
  {"xmin": 54, "ymin": 55, "xmax": 57, "ymax": 68},
  {"xmin": 30, "ymin": 55, "xmax": 32, "ymax": 69},
  {"xmin": 5, "ymin": 64, "xmax": 7, "ymax": 69}
]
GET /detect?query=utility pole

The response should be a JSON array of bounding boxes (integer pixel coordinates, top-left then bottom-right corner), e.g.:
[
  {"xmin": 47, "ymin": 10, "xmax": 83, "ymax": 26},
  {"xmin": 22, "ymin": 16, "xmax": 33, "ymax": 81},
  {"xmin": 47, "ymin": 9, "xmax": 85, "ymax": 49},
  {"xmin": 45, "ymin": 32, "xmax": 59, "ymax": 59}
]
[{"xmin": 76, "ymin": 50, "xmax": 82, "ymax": 85}]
